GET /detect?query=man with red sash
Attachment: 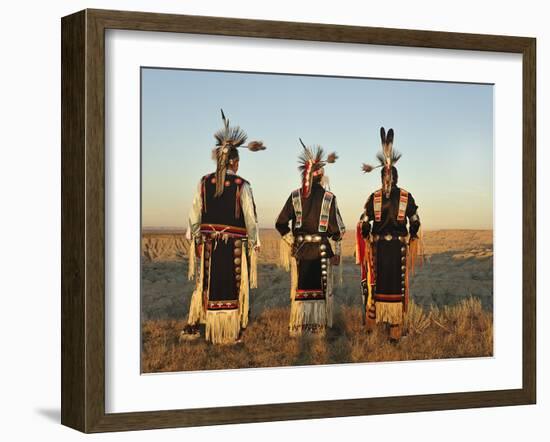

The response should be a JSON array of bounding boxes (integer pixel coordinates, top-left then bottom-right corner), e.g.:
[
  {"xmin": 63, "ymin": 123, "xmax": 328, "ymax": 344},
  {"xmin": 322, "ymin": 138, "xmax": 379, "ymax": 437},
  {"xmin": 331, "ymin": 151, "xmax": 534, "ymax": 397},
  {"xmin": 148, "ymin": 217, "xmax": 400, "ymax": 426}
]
[
  {"xmin": 357, "ymin": 127, "xmax": 421, "ymax": 342},
  {"xmin": 276, "ymin": 139, "xmax": 345, "ymax": 336},
  {"xmin": 182, "ymin": 110, "xmax": 266, "ymax": 344}
]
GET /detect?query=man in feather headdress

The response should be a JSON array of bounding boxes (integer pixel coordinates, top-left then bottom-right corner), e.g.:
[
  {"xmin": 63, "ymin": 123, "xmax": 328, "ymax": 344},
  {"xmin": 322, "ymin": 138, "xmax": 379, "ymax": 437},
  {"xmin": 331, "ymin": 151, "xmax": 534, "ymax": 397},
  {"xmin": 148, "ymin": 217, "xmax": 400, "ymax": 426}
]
[
  {"xmin": 276, "ymin": 139, "xmax": 345, "ymax": 336},
  {"xmin": 356, "ymin": 127, "xmax": 422, "ymax": 342},
  {"xmin": 181, "ymin": 110, "xmax": 266, "ymax": 344}
]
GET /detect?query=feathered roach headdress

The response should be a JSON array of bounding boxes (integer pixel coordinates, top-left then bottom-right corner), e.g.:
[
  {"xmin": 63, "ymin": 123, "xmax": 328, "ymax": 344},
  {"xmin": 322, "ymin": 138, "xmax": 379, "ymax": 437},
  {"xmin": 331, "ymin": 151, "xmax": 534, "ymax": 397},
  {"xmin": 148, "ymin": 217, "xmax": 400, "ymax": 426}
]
[
  {"xmin": 362, "ymin": 127, "xmax": 401, "ymax": 197},
  {"xmin": 212, "ymin": 109, "xmax": 266, "ymax": 197},
  {"xmin": 298, "ymin": 138, "xmax": 338, "ymax": 198}
]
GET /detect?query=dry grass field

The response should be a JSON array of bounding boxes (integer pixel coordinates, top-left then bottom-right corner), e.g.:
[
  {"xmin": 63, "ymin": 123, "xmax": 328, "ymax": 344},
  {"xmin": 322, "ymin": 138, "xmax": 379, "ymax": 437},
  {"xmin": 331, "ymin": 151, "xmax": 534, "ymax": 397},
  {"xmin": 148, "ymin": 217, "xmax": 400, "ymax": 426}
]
[
  {"xmin": 143, "ymin": 299, "xmax": 492, "ymax": 373},
  {"xmin": 141, "ymin": 229, "xmax": 493, "ymax": 373}
]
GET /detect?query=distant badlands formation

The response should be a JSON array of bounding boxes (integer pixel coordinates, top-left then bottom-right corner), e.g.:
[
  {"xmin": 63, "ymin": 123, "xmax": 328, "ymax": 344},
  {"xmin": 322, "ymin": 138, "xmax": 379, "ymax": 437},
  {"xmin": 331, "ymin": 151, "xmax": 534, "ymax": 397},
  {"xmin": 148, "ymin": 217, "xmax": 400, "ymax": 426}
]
[{"xmin": 141, "ymin": 228, "xmax": 493, "ymax": 263}]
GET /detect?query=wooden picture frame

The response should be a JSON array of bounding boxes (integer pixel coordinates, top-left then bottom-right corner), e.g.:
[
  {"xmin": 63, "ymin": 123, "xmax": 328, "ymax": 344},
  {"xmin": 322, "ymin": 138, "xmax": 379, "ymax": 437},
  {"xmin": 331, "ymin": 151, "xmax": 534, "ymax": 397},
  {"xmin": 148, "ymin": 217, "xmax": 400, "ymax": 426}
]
[{"xmin": 61, "ymin": 8, "xmax": 536, "ymax": 433}]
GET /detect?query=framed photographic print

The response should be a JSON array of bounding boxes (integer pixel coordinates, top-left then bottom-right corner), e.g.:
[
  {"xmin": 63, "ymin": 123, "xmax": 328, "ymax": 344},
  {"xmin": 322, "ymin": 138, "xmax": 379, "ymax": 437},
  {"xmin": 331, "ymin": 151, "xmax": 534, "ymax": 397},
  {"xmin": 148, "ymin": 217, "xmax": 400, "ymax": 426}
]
[{"xmin": 61, "ymin": 9, "xmax": 536, "ymax": 433}]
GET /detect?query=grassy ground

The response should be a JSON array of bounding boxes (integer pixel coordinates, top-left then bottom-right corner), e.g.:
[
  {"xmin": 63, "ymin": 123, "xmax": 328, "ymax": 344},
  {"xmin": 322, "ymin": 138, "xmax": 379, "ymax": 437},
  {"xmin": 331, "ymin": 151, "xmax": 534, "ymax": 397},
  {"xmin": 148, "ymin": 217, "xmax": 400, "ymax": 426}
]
[{"xmin": 142, "ymin": 297, "xmax": 492, "ymax": 373}]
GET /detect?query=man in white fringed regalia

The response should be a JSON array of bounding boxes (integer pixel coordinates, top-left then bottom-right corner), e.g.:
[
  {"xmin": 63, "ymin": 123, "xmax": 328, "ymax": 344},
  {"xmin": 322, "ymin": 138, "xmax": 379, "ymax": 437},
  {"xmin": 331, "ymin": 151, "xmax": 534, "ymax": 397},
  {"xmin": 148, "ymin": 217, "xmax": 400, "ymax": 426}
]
[{"xmin": 181, "ymin": 110, "xmax": 266, "ymax": 344}]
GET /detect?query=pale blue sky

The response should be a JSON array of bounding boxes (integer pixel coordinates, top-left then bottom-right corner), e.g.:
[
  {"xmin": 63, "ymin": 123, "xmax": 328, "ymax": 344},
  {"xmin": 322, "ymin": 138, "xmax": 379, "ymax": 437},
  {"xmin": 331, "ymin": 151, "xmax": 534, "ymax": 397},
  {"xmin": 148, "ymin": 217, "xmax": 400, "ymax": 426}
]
[{"xmin": 142, "ymin": 68, "xmax": 493, "ymax": 230}]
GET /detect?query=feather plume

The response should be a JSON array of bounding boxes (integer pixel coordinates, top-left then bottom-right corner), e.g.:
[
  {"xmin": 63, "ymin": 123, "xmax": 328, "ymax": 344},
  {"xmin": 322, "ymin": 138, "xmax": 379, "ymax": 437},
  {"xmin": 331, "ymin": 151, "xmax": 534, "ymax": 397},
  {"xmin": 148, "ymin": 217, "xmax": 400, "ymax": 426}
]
[
  {"xmin": 363, "ymin": 127, "xmax": 401, "ymax": 178},
  {"xmin": 380, "ymin": 127, "xmax": 386, "ymax": 145},
  {"xmin": 298, "ymin": 139, "xmax": 312, "ymax": 167},
  {"xmin": 297, "ymin": 142, "xmax": 340, "ymax": 171},
  {"xmin": 314, "ymin": 146, "xmax": 325, "ymax": 164},
  {"xmin": 214, "ymin": 108, "xmax": 248, "ymax": 147},
  {"xmin": 386, "ymin": 128, "xmax": 394, "ymax": 145},
  {"xmin": 380, "ymin": 126, "xmax": 396, "ymax": 165},
  {"xmin": 298, "ymin": 153, "xmax": 312, "ymax": 171},
  {"xmin": 326, "ymin": 152, "xmax": 338, "ymax": 164},
  {"xmin": 362, "ymin": 163, "xmax": 376, "ymax": 173},
  {"xmin": 214, "ymin": 125, "xmax": 247, "ymax": 148},
  {"xmin": 297, "ymin": 140, "xmax": 338, "ymax": 198},
  {"xmin": 298, "ymin": 144, "xmax": 324, "ymax": 171},
  {"xmin": 247, "ymin": 140, "xmax": 266, "ymax": 152},
  {"xmin": 212, "ymin": 109, "xmax": 266, "ymax": 197}
]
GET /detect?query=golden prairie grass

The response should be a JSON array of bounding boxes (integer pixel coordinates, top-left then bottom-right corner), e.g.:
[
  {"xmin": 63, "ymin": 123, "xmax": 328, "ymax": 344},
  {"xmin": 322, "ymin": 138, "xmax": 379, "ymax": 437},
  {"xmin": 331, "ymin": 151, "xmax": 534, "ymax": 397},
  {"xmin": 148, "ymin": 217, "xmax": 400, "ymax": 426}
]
[{"xmin": 141, "ymin": 297, "xmax": 492, "ymax": 373}]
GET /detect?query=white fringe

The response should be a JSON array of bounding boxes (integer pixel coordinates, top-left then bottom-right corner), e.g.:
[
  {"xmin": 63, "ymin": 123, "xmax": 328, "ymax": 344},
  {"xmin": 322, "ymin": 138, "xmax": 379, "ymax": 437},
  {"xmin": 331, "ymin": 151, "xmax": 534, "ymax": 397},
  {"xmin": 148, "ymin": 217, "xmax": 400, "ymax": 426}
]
[
  {"xmin": 278, "ymin": 233, "xmax": 293, "ymax": 271},
  {"xmin": 376, "ymin": 301, "xmax": 403, "ymax": 324},
  {"xmin": 289, "ymin": 257, "xmax": 298, "ymax": 301},
  {"xmin": 239, "ymin": 242, "xmax": 249, "ymax": 329},
  {"xmin": 188, "ymin": 240, "xmax": 196, "ymax": 280},
  {"xmin": 249, "ymin": 246, "xmax": 258, "ymax": 289},
  {"xmin": 187, "ymin": 245, "xmax": 205, "ymax": 325},
  {"xmin": 205, "ymin": 310, "xmax": 240, "ymax": 344},
  {"xmin": 289, "ymin": 300, "xmax": 328, "ymax": 335},
  {"xmin": 326, "ymin": 263, "xmax": 334, "ymax": 328},
  {"xmin": 331, "ymin": 239, "xmax": 344, "ymax": 287},
  {"xmin": 289, "ymin": 257, "xmax": 330, "ymax": 333}
]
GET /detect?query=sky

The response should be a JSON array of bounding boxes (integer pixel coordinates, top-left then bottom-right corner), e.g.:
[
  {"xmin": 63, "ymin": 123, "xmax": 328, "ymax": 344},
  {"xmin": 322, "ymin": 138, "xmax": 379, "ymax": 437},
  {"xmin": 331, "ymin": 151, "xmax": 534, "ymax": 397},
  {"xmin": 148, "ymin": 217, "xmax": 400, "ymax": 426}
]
[{"xmin": 141, "ymin": 68, "xmax": 493, "ymax": 231}]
